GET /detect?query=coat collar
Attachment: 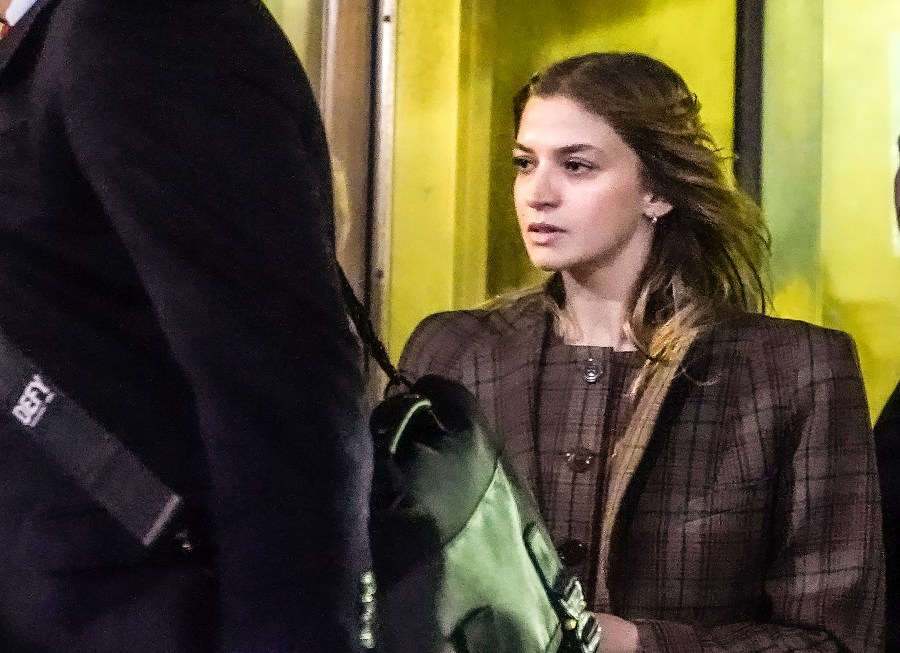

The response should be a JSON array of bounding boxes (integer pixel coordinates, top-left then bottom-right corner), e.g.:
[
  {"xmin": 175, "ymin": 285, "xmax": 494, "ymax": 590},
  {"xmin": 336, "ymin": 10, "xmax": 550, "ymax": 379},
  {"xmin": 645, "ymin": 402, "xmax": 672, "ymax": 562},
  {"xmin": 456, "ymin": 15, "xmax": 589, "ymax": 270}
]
[{"xmin": 0, "ymin": 0, "xmax": 59, "ymax": 77}]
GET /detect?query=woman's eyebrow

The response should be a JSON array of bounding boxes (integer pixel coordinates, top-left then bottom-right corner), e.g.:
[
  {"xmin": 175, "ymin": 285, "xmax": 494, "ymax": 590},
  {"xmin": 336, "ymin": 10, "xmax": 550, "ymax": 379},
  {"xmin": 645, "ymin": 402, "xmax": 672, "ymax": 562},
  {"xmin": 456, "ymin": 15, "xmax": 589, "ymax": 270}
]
[
  {"xmin": 512, "ymin": 143, "xmax": 598, "ymax": 154},
  {"xmin": 557, "ymin": 143, "xmax": 598, "ymax": 155}
]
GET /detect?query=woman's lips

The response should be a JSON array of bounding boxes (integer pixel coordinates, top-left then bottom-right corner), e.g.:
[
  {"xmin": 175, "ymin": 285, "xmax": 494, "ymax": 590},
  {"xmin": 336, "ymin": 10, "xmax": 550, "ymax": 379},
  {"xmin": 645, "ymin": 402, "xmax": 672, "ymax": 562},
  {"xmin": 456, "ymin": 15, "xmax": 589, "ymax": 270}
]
[
  {"xmin": 527, "ymin": 222, "xmax": 564, "ymax": 245},
  {"xmin": 528, "ymin": 222, "xmax": 563, "ymax": 233}
]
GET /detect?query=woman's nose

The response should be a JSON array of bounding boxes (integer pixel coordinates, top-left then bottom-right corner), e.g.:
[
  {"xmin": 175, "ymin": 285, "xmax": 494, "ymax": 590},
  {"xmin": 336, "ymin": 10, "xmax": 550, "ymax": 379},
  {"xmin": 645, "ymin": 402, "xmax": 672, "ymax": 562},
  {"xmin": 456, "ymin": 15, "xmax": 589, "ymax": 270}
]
[{"xmin": 525, "ymin": 167, "xmax": 560, "ymax": 210}]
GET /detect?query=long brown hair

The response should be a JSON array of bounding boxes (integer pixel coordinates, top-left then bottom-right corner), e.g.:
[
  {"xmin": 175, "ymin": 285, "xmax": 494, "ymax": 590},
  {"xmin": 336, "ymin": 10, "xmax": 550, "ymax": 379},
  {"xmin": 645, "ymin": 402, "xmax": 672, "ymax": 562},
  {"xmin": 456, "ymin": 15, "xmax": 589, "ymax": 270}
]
[{"xmin": 513, "ymin": 52, "xmax": 769, "ymax": 378}]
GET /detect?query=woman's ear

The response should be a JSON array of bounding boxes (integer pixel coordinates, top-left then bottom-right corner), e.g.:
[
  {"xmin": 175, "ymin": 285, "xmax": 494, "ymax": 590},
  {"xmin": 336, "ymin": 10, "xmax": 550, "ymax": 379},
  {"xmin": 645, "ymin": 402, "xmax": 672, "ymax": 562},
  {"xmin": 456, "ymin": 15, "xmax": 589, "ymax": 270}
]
[{"xmin": 643, "ymin": 194, "xmax": 673, "ymax": 221}]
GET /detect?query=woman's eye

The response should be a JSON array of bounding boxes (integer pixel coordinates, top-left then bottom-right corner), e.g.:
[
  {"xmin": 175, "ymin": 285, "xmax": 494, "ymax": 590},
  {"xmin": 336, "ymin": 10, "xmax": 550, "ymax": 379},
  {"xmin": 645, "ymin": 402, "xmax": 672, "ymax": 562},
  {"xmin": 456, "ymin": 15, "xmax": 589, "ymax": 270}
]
[
  {"xmin": 512, "ymin": 156, "xmax": 533, "ymax": 172},
  {"xmin": 564, "ymin": 160, "xmax": 592, "ymax": 173}
]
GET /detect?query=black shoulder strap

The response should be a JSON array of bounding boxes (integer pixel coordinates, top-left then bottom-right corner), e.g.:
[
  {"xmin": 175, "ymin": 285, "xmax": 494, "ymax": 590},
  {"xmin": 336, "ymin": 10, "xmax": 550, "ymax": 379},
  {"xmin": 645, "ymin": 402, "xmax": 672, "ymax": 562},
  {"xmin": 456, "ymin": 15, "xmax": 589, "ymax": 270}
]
[
  {"xmin": 337, "ymin": 267, "xmax": 409, "ymax": 391},
  {"xmin": 0, "ymin": 332, "xmax": 182, "ymax": 548},
  {"xmin": 0, "ymin": 266, "xmax": 382, "ymax": 550}
]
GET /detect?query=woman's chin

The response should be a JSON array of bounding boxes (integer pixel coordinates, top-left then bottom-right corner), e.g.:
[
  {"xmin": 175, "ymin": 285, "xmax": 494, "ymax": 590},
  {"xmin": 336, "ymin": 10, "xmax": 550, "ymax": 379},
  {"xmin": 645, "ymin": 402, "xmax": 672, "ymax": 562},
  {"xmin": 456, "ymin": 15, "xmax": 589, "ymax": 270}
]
[{"xmin": 525, "ymin": 253, "xmax": 565, "ymax": 272}]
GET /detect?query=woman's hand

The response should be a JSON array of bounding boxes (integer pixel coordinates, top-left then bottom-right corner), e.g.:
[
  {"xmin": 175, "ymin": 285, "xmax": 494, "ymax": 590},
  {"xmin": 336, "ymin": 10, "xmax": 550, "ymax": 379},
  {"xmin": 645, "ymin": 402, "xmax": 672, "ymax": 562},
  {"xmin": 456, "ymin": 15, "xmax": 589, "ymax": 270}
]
[{"xmin": 594, "ymin": 613, "xmax": 639, "ymax": 653}]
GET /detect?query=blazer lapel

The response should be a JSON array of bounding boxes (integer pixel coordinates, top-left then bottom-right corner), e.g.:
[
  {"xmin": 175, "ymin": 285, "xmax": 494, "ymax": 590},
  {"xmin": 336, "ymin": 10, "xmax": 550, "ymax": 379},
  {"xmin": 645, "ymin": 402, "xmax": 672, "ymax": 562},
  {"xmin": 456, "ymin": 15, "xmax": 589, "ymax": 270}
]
[
  {"xmin": 0, "ymin": 0, "xmax": 60, "ymax": 77},
  {"xmin": 594, "ymin": 336, "xmax": 693, "ymax": 608}
]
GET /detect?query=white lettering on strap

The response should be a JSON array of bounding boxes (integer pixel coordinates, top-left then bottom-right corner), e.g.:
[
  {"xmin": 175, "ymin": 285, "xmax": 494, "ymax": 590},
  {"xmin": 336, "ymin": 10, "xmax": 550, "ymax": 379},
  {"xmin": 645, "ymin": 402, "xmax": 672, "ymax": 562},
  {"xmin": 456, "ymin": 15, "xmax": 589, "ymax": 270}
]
[{"xmin": 12, "ymin": 374, "xmax": 55, "ymax": 427}]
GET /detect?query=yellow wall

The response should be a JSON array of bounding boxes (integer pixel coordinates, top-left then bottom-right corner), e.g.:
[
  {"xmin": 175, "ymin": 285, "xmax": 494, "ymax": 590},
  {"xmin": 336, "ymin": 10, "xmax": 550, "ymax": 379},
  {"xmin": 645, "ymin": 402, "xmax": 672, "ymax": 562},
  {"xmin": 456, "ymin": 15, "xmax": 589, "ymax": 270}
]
[
  {"xmin": 822, "ymin": 0, "xmax": 900, "ymax": 417},
  {"xmin": 388, "ymin": 1, "xmax": 468, "ymax": 357},
  {"xmin": 388, "ymin": 0, "xmax": 738, "ymax": 357},
  {"xmin": 764, "ymin": 0, "xmax": 900, "ymax": 417},
  {"xmin": 762, "ymin": 0, "xmax": 823, "ymax": 324}
]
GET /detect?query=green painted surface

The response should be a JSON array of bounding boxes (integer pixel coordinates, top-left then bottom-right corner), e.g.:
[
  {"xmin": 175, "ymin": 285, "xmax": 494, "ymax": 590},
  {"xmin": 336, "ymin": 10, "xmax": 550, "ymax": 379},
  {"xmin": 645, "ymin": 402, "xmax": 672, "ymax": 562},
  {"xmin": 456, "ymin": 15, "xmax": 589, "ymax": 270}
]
[
  {"xmin": 762, "ymin": 0, "xmax": 823, "ymax": 324},
  {"xmin": 763, "ymin": 0, "xmax": 900, "ymax": 417},
  {"xmin": 266, "ymin": 0, "xmax": 899, "ymax": 414}
]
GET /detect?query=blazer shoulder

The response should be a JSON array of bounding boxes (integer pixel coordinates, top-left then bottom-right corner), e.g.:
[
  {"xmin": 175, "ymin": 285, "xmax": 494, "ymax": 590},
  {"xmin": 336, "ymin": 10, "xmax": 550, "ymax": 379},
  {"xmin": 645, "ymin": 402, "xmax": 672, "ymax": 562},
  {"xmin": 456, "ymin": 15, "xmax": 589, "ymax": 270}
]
[
  {"xmin": 713, "ymin": 312, "xmax": 861, "ymax": 384},
  {"xmin": 696, "ymin": 314, "xmax": 870, "ymax": 437},
  {"xmin": 398, "ymin": 310, "xmax": 496, "ymax": 382},
  {"xmin": 723, "ymin": 312, "xmax": 856, "ymax": 351},
  {"xmin": 398, "ymin": 291, "xmax": 547, "ymax": 382}
]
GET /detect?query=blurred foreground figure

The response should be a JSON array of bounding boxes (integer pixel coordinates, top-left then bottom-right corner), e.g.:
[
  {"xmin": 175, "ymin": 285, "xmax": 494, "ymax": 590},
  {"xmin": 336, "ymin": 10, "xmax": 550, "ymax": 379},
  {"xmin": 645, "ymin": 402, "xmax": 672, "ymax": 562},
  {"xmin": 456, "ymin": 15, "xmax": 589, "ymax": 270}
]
[{"xmin": 0, "ymin": 0, "xmax": 371, "ymax": 651}]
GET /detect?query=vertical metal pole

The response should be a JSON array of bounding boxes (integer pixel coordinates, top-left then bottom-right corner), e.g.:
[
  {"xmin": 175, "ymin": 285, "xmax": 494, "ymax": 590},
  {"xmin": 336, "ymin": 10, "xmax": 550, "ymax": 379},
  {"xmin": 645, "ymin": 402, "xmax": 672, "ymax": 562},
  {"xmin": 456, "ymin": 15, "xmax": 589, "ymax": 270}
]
[
  {"xmin": 370, "ymin": 0, "xmax": 397, "ymax": 352},
  {"xmin": 734, "ymin": 0, "xmax": 765, "ymax": 202},
  {"xmin": 320, "ymin": 0, "xmax": 340, "ymax": 116}
]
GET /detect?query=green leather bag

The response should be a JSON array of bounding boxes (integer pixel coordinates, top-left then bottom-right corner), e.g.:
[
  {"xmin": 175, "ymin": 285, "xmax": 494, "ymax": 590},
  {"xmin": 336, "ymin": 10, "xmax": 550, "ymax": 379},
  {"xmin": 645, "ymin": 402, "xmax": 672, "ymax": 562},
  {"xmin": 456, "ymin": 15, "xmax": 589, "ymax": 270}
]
[{"xmin": 370, "ymin": 374, "xmax": 600, "ymax": 653}]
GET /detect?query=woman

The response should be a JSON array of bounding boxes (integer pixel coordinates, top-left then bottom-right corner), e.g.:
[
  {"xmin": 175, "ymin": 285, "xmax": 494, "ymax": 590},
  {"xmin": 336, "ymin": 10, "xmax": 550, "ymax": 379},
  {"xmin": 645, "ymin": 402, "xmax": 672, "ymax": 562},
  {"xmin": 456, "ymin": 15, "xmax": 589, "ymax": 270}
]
[{"xmin": 398, "ymin": 53, "xmax": 884, "ymax": 652}]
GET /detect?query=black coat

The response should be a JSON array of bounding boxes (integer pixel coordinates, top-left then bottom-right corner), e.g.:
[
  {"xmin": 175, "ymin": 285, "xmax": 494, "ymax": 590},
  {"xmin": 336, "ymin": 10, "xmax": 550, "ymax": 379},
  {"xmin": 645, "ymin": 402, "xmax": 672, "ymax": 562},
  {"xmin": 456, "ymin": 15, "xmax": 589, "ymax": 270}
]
[{"xmin": 0, "ymin": 0, "xmax": 372, "ymax": 651}]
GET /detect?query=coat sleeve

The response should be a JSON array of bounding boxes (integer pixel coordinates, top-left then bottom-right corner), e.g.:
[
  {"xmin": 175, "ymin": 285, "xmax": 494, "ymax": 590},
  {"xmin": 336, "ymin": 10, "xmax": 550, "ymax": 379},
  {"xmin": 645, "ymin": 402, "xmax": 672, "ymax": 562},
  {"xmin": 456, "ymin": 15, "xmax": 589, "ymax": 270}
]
[
  {"xmin": 634, "ymin": 328, "xmax": 885, "ymax": 653},
  {"xmin": 55, "ymin": 4, "xmax": 371, "ymax": 651}
]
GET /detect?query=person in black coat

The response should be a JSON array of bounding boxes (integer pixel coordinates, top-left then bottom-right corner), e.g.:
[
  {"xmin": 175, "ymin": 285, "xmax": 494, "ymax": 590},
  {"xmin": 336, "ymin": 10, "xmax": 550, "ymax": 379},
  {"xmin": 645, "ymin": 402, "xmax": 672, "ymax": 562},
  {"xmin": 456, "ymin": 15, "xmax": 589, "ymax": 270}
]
[
  {"xmin": 0, "ymin": 0, "xmax": 372, "ymax": 651},
  {"xmin": 877, "ymin": 135, "xmax": 900, "ymax": 650}
]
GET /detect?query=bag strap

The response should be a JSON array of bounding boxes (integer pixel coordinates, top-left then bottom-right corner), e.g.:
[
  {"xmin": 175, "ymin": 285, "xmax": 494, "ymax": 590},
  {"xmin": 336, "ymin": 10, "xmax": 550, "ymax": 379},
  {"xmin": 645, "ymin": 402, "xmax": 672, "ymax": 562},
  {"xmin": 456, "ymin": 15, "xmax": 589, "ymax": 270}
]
[
  {"xmin": 0, "ymin": 332, "xmax": 182, "ymax": 548},
  {"xmin": 524, "ymin": 523, "xmax": 601, "ymax": 653},
  {"xmin": 337, "ymin": 267, "xmax": 410, "ymax": 391},
  {"xmin": 0, "ymin": 265, "xmax": 382, "ymax": 551},
  {"xmin": 0, "ymin": 265, "xmax": 389, "ymax": 554}
]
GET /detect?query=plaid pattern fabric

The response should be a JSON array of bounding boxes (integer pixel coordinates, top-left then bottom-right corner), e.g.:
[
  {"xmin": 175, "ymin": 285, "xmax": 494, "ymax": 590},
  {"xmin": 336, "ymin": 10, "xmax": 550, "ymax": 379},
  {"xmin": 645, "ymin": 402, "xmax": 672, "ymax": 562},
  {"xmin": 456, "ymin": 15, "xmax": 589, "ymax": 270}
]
[
  {"xmin": 398, "ymin": 289, "xmax": 885, "ymax": 653},
  {"xmin": 534, "ymin": 340, "xmax": 640, "ymax": 605}
]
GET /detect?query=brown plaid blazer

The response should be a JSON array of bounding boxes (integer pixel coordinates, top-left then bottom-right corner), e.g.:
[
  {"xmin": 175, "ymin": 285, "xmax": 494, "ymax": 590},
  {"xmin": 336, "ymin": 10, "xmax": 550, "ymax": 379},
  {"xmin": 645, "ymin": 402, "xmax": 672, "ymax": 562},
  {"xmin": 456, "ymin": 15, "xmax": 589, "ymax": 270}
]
[{"xmin": 398, "ymin": 289, "xmax": 885, "ymax": 653}]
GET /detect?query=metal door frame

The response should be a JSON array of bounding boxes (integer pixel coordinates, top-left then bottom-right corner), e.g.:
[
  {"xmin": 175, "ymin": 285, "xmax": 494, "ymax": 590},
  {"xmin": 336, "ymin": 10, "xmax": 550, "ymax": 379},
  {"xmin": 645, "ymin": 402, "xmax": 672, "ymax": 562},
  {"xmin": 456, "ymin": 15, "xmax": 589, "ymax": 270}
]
[{"xmin": 317, "ymin": 0, "xmax": 395, "ymax": 394}]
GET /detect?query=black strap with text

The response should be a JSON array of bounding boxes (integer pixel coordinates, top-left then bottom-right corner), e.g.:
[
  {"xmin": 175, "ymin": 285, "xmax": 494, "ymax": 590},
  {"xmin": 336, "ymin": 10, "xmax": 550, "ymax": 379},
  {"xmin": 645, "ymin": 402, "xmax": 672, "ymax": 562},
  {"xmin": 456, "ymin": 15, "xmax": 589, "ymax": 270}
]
[{"xmin": 0, "ymin": 332, "xmax": 182, "ymax": 548}]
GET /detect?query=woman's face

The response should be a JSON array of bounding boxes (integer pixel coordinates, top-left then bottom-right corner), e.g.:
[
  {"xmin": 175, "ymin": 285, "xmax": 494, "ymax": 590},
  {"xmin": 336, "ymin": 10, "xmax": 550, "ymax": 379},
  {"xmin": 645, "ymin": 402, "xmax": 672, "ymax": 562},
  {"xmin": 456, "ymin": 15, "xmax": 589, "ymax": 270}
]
[{"xmin": 513, "ymin": 95, "xmax": 670, "ymax": 281}]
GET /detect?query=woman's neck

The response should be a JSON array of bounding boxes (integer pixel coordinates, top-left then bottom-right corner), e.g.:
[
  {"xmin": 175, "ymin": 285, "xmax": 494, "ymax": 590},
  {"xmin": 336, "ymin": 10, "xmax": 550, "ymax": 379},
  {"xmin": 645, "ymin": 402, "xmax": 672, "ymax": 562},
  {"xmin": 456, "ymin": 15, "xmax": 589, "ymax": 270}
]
[{"xmin": 558, "ymin": 267, "xmax": 638, "ymax": 350}]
